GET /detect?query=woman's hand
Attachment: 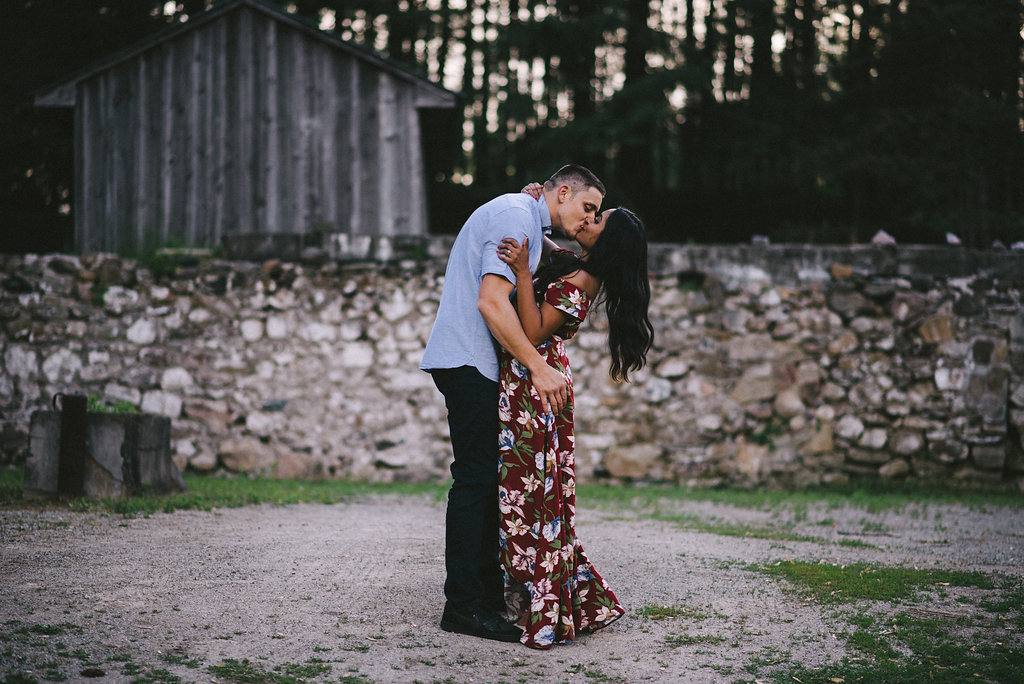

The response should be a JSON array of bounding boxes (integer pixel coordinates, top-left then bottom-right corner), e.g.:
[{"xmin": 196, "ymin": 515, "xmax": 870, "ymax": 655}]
[
  {"xmin": 520, "ymin": 182, "xmax": 543, "ymax": 200},
  {"xmin": 498, "ymin": 237, "xmax": 530, "ymax": 278}
]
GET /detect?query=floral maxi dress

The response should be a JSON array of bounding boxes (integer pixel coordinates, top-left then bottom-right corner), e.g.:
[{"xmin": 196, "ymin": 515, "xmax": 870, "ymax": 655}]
[{"xmin": 497, "ymin": 278, "xmax": 625, "ymax": 649}]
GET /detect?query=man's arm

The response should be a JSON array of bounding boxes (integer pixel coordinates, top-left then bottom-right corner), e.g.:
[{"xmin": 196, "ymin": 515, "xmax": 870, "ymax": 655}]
[
  {"xmin": 478, "ymin": 274, "xmax": 568, "ymax": 414},
  {"xmin": 541, "ymin": 235, "xmax": 563, "ymax": 262}
]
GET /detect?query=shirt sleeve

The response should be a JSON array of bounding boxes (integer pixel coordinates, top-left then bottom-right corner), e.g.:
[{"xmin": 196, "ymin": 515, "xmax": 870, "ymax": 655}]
[
  {"xmin": 480, "ymin": 207, "xmax": 539, "ymax": 283},
  {"xmin": 544, "ymin": 280, "xmax": 590, "ymax": 321}
]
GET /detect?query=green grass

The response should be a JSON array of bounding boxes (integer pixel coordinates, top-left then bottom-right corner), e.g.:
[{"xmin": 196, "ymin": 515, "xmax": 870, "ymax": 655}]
[
  {"xmin": 664, "ymin": 632, "xmax": 726, "ymax": 647},
  {"xmin": 769, "ymin": 610, "xmax": 1024, "ymax": 683},
  {"xmin": 636, "ymin": 604, "xmax": 711, "ymax": 621},
  {"xmin": 980, "ymin": 577, "xmax": 1024, "ymax": 630},
  {"xmin": 3, "ymin": 467, "xmax": 1021, "ymax": 518},
  {"xmin": 747, "ymin": 560, "xmax": 1024, "ymax": 681},
  {"xmin": 87, "ymin": 394, "xmax": 139, "ymax": 414},
  {"xmin": 577, "ymin": 480, "xmax": 1024, "ymax": 513},
  {"xmin": 0, "ymin": 620, "xmax": 189, "ymax": 684},
  {"xmin": 0, "ymin": 468, "xmax": 446, "ymax": 516},
  {"xmin": 205, "ymin": 658, "xmax": 334, "ymax": 683},
  {"xmin": 752, "ymin": 560, "xmax": 995, "ymax": 603},
  {"xmin": 0, "ymin": 468, "xmax": 23, "ymax": 504}
]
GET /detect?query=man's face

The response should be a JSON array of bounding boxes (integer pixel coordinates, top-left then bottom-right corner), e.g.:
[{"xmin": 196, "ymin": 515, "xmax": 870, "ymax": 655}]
[{"xmin": 552, "ymin": 185, "xmax": 603, "ymax": 241}]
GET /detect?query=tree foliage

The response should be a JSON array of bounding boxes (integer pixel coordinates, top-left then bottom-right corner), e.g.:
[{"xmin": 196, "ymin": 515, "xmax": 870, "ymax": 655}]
[{"xmin": 2, "ymin": 0, "xmax": 1022, "ymax": 249}]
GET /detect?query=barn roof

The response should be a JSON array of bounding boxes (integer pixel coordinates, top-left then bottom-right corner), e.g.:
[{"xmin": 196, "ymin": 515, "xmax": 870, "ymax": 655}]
[{"xmin": 34, "ymin": 0, "xmax": 457, "ymax": 109}]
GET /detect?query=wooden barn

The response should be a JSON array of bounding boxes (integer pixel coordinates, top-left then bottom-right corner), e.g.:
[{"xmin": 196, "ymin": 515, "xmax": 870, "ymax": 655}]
[{"xmin": 33, "ymin": 0, "xmax": 458, "ymax": 258}]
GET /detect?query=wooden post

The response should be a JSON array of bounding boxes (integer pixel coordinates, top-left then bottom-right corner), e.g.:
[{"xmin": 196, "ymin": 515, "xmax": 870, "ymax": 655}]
[{"xmin": 55, "ymin": 394, "xmax": 88, "ymax": 498}]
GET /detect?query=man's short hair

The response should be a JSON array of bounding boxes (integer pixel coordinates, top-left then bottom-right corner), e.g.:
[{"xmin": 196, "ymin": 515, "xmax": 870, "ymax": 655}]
[{"xmin": 545, "ymin": 164, "xmax": 606, "ymax": 198}]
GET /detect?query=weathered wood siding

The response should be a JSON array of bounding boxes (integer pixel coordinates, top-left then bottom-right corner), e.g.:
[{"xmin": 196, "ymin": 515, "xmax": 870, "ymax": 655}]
[{"xmin": 74, "ymin": 5, "xmax": 432, "ymax": 254}]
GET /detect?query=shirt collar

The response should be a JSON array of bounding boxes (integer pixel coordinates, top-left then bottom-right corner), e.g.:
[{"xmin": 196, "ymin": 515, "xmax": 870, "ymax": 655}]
[{"xmin": 536, "ymin": 195, "xmax": 552, "ymax": 235}]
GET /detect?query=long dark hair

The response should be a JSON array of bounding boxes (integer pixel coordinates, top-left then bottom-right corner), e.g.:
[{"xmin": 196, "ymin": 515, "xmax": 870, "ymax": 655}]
[{"xmin": 533, "ymin": 207, "xmax": 654, "ymax": 382}]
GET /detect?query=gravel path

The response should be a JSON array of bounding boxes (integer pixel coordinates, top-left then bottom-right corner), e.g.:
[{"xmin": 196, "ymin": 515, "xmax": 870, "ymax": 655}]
[{"xmin": 1, "ymin": 494, "xmax": 1022, "ymax": 683}]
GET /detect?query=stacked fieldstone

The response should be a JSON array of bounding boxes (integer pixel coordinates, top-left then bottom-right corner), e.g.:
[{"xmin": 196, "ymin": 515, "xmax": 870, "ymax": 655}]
[{"xmin": 1, "ymin": 244, "xmax": 1021, "ymax": 489}]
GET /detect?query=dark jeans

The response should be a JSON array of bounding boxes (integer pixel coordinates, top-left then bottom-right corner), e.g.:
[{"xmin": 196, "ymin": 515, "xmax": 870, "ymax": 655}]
[{"xmin": 431, "ymin": 366, "xmax": 503, "ymax": 612}]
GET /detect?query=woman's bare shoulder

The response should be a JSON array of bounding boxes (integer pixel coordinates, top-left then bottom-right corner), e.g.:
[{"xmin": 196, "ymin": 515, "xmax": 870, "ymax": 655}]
[{"xmin": 561, "ymin": 270, "xmax": 601, "ymax": 299}]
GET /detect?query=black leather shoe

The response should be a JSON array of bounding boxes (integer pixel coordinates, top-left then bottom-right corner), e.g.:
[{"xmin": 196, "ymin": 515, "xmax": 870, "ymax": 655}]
[{"xmin": 440, "ymin": 603, "xmax": 522, "ymax": 643}]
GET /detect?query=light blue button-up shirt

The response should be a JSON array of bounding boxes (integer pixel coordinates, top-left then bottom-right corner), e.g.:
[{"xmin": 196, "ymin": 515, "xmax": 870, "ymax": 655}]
[{"xmin": 420, "ymin": 193, "xmax": 549, "ymax": 382}]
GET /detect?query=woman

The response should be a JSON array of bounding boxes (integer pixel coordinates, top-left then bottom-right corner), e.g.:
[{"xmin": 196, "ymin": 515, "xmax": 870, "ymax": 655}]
[{"xmin": 495, "ymin": 206, "xmax": 654, "ymax": 649}]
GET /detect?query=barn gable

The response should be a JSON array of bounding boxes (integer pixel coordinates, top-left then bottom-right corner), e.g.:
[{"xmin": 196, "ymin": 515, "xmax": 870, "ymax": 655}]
[{"xmin": 34, "ymin": 0, "xmax": 458, "ymax": 257}]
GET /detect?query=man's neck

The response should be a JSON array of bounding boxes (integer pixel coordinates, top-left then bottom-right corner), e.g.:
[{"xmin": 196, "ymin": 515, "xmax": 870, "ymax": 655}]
[{"xmin": 541, "ymin": 190, "xmax": 558, "ymax": 228}]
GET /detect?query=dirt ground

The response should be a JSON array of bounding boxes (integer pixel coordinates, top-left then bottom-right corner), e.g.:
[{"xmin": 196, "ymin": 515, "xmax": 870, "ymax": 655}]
[{"xmin": 1, "ymin": 493, "xmax": 1022, "ymax": 683}]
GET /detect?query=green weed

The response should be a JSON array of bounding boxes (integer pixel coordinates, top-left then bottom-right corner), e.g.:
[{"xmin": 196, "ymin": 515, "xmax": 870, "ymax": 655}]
[
  {"xmin": 752, "ymin": 560, "xmax": 994, "ymax": 603},
  {"xmin": 3, "ymin": 468, "xmax": 1021, "ymax": 517},
  {"xmin": 770, "ymin": 610, "xmax": 1024, "ymax": 683},
  {"xmin": 665, "ymin": 633, "xmax": 726, "ymax": 648},
  {"xmin": 636, "ymin": 605, "xmax": 710, "ymax": 621},
  {"xmin": 87, "ymin": 394, "xmax": 139, "ymax": 414},
  {"xmin": 577, "ymin": 480, "xmax": 1024, "ymax": 513},
  {"xmin": 0, "ymin": 468, "xmax": 446, "ymax": 515},
  {"xmin": 159, "ymin": 652, "xmax": 202, "ymax": 669}
]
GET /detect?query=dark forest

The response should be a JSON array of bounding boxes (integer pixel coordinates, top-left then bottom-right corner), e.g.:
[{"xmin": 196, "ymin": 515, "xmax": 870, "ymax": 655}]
[{"xmin": 2, "ymin": 0, "xmax": 1022, "ymax": 251}]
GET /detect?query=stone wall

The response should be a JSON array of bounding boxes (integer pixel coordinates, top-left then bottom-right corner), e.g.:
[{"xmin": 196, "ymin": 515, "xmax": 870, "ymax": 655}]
[{"xmin": 1, "ymin": 243, "xmax": 1022, "ymax": 489}]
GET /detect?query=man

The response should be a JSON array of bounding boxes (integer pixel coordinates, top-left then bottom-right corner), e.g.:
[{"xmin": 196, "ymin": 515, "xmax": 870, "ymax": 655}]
[{"xmin": 421, "ymin": 164, "xmax": 606, "ymax": 642}]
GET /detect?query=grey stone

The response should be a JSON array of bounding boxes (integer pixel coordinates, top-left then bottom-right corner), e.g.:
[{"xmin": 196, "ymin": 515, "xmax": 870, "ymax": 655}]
[
  {"xmin": 800, "ymin": 421, "xmax": 834, "ymax": 455},
  {"xmin": 299, "ymin": 321, "xmax": 335, "ymax": 342},
  {"xmin": 727, "ymin": 334, "xmax": 773, "ymax": 361},
  {"xmin": 655, "ymin": 355, "xmax": 690, "ymax": 379},
  {"xmin": 918, "ymin": 315, "xmax": 954, "ymax": 344},
  {"xmin": 928, "ymin": 437, "xmax": 969, "ymax": 463},
  {"xmin": 273, "ymin": 450, "xmax": 325, "ymax": 479},
  {"xmin": 266, "ymin": 315, "xmax": 289, "ymax": 339},
  {"xmin": 696, "ymin": 413, "xmax": 722, "ymax": 432},
  {"xmin": 161, "ymin": 367, "xmax": 194, "ymax": 391},
  {"xmin": 189, "ymin": 446, "xmax": 218, "ymax": 471},
  {"xmin": 827, "ymin": 290, "xmax": 877, "ymax": 320},
  {"xmin": 127, "ymin": 318, "xmax": 158, "ymax": 344},
  {"xmin": 835, "ymin": 414, "xmax": 865, "ymax": 441},
  {"xmin": 734, "ymin": 439, "xmax": 770, "ymax": 481},
  {"xmin": 891, "ymin": 430, "xmax": 924, "ymax": 456},
  {"xmin": 1011, "ymin": 382, "xmax": 1024, "ymax": 408},
  {"xmin": 972, "ymin": 444, "xmax": 1006, "ymax": 471},
  {"xmin": 219, "ymin": 437, "xmax": 276, "ymax": 473},
  {"xmin": 827, "ymin": 331, "xmax": 859, "ymax": 356},
  {"xmin": 772, "ymin": 320, "xmax": 801, "ymax": 340},
  {"xmin": 240, "ymin": 319, "xmax": 264, "ymax": 342},
  {"xmin": 934, "ymin": 367, "xmax": 966, "ymax": 391},
  {"xmin": 965, "ymin": 366, "xmax": 1010, "ymax": 424},
  {"xmin": 879, "ymin": 459, "xmax": 910, "ymax": 478},
  {"xmin": 858, "ymin": 428, "xmax": 888, "ymax": 450},
  {"xmin": 104, "ymin": 383, "xmax": 141, "ymax": 406},
  {"xmin": 141, "ymin": 391, "xmax": 182, "ymax": 419},
  {"xmin": 380, "ymin": 292, "xmax": 414, "ymax": 322},
  {"xmin": 847, "ymin": 448, "xmax": 891, "ymax": 465},
  {"xmin": 641, "ymin": 377, "xmax": 673, "ymax": 403},
  {"xmin": 891, "ymin": 291, "xmax": 928, "ymax": 322},
  {"xmin": 730, "ymin": 363, "xmax": 776, "ymax": 404},
  {"xmin": 42, "ymin": 349, "xmax": 82, "ymax": 385},
  {"xmin": 245, "ymin": 411, "xmax": 282, "ymax": 437},
  {"xmin": 605, "ymin": 444, "xmax": 662, "ymax": 479},
  {"xmin": 188, "ymin": 308, "xmax": 213, "ymax": 324},
  {"xmin": 5, "ymin": 345, "xmax": 38, "ymax": 381},
  {"xmin": 339, "ymin": 342, "xmax": 374, "ymax": 368},
  {"xmin": 721, "ymin": 308, "xmax": 753, "ymax": 333},
  {"xmin": 102, "ymin": 285, "xmax": 139, "ymax": 314},
  {"xmin": 774, "ymin": 388, "xmax": 805, "ymax": 418}
]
